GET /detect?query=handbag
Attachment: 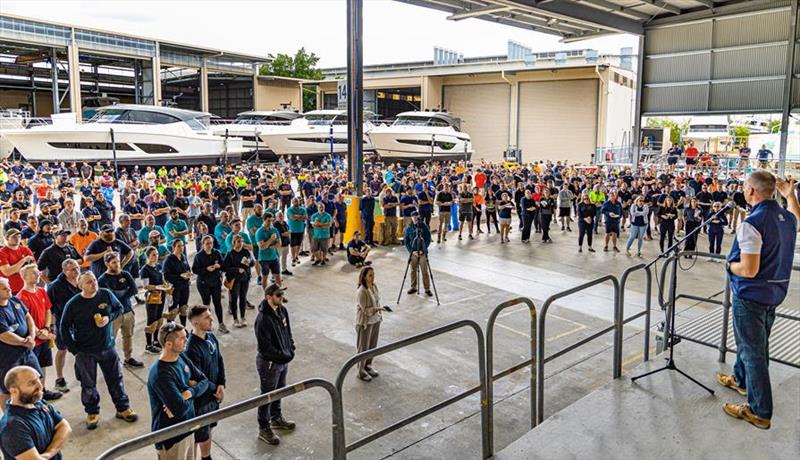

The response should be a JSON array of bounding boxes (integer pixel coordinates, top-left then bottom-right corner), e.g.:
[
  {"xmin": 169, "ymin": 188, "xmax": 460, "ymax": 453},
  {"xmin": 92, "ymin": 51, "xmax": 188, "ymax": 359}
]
[{"xmin": 224, "ymin": 278, "xmax": 235, "ymax": 290}]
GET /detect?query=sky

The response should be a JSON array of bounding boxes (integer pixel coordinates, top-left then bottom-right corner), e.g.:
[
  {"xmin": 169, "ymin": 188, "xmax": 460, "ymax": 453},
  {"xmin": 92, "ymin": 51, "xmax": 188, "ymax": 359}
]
[{"xmin": 2, "ymin": 0, "xmax": 638, "ymax": 68}]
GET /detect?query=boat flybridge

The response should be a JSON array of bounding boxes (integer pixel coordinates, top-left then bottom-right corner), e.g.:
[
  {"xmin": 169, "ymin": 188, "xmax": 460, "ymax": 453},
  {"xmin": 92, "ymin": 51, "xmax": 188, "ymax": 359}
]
[
  {"xmin": 212, "ymin": 110, "xmax": 302, "ymax": 153},
  {"xmin": 0, "ymin": 104, "xmax": 245, "ymax": 166},
  {"xmin": 258, "ymin": 109, "xmax": 374, "ymax": 158},
  {"xmin": 368, "ymin": 111, "xmax": 472, "ymax": 161}
]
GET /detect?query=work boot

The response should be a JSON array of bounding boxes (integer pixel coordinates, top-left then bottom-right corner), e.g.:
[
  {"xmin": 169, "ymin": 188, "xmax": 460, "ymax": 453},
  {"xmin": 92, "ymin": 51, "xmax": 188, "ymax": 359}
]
[
  {"xmin": 86, "ymin": 413, "xmax": 100, "ymax": 430},
  {"xmin": 723, "ymin": 403, "xmax": 770, "ymax": 429},
  {"xmin": 407, "ymin": 288, "xmax": 417, "ymax": 294},
  {"xmin": 124, "ymin": 358, "xmax": 144, "ymax": 369},
  {"xmin": 270, "ymin": 417, "xmax": 296, "ymax": 431},
  {"xmin": 43, "ymin": 389, "xmax": 62, "ymax": 401},
  {"xmin": 259, "ymin": 427, "xmax": 280, "ymax": 445},
  {"xmin": 116, "ymin": 408, "xmax": 139, "ymax": 423},
  {"xmin": 425, "ymin": 290, "xmax": 433, "ymax": 297}
]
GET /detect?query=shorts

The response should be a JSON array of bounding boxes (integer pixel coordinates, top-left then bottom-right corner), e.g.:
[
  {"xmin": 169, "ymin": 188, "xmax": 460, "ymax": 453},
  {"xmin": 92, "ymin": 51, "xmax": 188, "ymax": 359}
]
[
  {"xmin": 605, "ymin": 222, "xmax": 620, "ymax": 235},
  {"xmin": 459, "ymin": 212, "xmax": 473, "ymax": 222},
  {"xmin": 194, "ymin": 398, "xmax": 220, "ymax": 443},
  {"xmin": 499, "ymin": 217, "xmax": 512, "ymax": 226},
  {"xmin": 558, "ymin": 207, "xmax": 571, "ymax": 217},
  {"xmin": 53, "ymin": 315, "xmax": 66, "ymax": 351},
  {"xmin": 33, "ymin": 342, "xmax": 53, "ymax": 368},
  {"xmin": 667, "ymin": 156, "xmax": 678, "ymax": 165},
  {"xmin": 685, "ymin": 158, "xmax": 697, "ymax": 165},
  {"xmin": 312, "ymin": 238, "xmax": 330, "ymax": 253},
  {"xmin": 290, "ymin": 232, "xmax": 304, "ymax": 247},
  {"xmin": 259, "ymin": 259, "xmax": 281, "ymax": 275},
  {"xmin": 0, "ymin": 352, "xmax": 42, "ymax": 393}
]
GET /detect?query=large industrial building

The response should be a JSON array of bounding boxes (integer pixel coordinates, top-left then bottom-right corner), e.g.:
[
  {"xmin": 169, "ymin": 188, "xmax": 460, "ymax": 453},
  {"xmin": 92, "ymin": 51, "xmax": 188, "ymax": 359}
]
[
  {"xmin": 318, "ymin": 44, "xmax": 636, "ymax": 163},
  {"xmin": 0, "ymin": 14, "xmax": 304, "ymax": 119}
]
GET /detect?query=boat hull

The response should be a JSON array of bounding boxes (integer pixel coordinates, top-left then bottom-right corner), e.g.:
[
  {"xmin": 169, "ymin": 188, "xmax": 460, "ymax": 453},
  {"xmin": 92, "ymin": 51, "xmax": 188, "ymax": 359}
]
[
  {"xmin": 259, "ymin": 125, "xmax": 373, "ymax": 158},
  {"xmin": 368, "ymin": 128, "xmax": 472, "ymax": 162},
  {"xmin": 0, "ymin": 124, "xmax": 244, "ymax": 166}
]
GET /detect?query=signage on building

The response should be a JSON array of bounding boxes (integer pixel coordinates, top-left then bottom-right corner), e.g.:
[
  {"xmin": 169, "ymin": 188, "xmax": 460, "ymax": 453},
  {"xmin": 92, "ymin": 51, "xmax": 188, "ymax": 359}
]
[{"xmin": 337, "ymin": 80, "xmax": 347, "ymax": 110}]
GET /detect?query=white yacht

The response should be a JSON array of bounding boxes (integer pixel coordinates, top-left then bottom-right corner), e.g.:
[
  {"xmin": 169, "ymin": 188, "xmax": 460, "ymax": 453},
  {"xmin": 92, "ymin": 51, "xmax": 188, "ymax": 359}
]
[
  {"xmin": 212, "ymin": 110, "xmax": 302, "ymax": 153},
  {"xmin": 258, "ymin": 109, "xmax": 374, "ymax": 158},
  {"xmin": 368, "ymin": 111, "xmax": 472, "ymax": 161},
  {"xmin": 0, "ymin": 104, "xmax": 244, "ymax": 165},
  {"xmin": 0, "ymin": 109, "xmax": 29, "ymax": 160}
]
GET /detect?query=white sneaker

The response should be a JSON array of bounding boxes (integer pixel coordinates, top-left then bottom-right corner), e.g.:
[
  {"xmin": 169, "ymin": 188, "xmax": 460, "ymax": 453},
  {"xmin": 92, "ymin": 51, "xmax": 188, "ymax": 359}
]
[{"xmin": 233, "ymin": 320, "xmax": 242, "ymax": 328}]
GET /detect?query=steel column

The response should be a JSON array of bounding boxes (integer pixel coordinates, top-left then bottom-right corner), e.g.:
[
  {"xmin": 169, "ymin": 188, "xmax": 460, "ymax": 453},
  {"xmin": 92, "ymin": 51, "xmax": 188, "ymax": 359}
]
[
  {"xmin": 50, "ymin": 48, "xmax": 59, "ymax": 114},
  {"xmin": 347, "ymin": 0, "xmax": 364, "ymax": 194},
  {"xmin": 632, "ymin": 35, "xmax": 645, "ymax": 167},
  {"xmin": 779, "ymin": 0, "xmax": 799, "ymax": 177}
]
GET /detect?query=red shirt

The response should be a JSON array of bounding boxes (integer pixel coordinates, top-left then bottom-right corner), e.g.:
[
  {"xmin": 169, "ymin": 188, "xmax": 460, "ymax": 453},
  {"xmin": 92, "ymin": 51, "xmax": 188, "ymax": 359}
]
[
  {"xmin": 17, "ymin": 287, "xmax": 52, "ymax": 345},
  {"xmin": 685, "ymin": 146, "xmax": 699, "ymax": 159},
  {"xmin": 474, "ymin": 172, "xmax": 487, "ymax": 188},
  {"xmin": 0, "ymin": 245, "xmax": 33, "ymax": 294}
]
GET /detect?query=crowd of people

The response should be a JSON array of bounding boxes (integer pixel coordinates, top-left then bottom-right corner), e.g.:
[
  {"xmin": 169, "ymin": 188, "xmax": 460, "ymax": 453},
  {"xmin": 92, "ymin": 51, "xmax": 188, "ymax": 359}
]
[{"xmin": 0, "ymin": 154, "xmax": 797, "ymax": 458}]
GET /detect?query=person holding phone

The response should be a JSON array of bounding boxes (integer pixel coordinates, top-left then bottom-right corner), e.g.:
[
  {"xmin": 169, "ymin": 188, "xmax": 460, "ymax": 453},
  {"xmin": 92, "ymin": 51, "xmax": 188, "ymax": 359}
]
[{"xmin": 355, "ymin": 266, "xmax": 387, "ymax": 382}]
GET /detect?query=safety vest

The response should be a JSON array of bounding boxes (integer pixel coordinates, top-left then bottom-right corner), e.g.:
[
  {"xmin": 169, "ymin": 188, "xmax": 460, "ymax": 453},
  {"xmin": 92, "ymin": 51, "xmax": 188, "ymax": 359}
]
[{"xmin": 728, "ymin": 200, "xmax": 797, "ymax": 305}]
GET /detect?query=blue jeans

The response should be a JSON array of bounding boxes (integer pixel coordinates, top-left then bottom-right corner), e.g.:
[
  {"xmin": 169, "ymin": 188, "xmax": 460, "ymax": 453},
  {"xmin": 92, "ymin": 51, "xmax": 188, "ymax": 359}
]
[
  {"xmin": 74, "ymin": 347, "xmax": 130, "ymax": 414},
  {"xmin": 256, "ymin": 355, "xmax": 288, "ymax": 429},
  {"xmin": 626, "ymin": 225, "xmax": 646, "ymax": 252},
  {"xmin": 732, "ymin": 294, "xmax": 777, "ymax": 419}
]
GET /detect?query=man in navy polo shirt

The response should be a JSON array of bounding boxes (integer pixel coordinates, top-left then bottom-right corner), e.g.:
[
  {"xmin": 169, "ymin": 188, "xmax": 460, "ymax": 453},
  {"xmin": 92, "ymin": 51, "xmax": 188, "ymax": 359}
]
[
  {"xmin": 0, "ymin": 276, "xmax": 42, "ymax": 412},
  {"xmin": 0, "ymin": 366, "xmax": 72, "ymax": 459},
  {"xmin": 719, "ymin": 171, "xmax": 799, "ymax": 430}
]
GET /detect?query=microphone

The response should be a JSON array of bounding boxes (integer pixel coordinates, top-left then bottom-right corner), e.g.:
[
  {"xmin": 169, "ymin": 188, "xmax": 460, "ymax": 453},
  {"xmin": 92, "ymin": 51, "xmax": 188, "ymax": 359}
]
[{"xmin": 723, "ymin": 201, "xmax": 735, "ymax": 210}]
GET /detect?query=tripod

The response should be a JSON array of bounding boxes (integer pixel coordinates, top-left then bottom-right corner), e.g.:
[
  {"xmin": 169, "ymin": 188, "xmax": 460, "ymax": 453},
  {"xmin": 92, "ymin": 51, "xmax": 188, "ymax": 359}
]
[
  {"xmin": 630, "ymin": 203, "xmax": 734, "ymax": 394},
  {"xmin": 396, "ymin": 224, "xmax": 440, "ymax": 305}
]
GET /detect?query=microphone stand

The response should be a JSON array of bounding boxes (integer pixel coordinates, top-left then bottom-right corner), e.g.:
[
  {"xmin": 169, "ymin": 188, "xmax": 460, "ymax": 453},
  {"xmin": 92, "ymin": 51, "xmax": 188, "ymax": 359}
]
[{"xmin": 630, "ymin": 201, "xmax": 734, "ymax": 394}]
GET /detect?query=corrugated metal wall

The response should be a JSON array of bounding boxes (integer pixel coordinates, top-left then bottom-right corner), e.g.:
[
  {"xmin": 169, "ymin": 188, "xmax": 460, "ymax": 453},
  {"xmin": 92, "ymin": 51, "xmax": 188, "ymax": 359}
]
[{"xmin": 642, "ymin": 8, "xmax": 793, "ymax": 115}]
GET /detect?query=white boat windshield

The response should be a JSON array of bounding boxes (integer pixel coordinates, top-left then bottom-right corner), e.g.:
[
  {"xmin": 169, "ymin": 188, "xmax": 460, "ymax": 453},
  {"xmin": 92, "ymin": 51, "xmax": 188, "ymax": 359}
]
[
  {"xmin": 234, "ymin": 114, "xmax": 289, "ymax": 125},
  {"xmin": 393, "ymin": 116, "xmax": 452, "ymax": 128},
  {"xmin": 688, "ymin": 124, "xmax": 727, "ymax": 134},
  {"xmin": 304, "ymin": 113, "xmax": 341, "ymax": 125}
]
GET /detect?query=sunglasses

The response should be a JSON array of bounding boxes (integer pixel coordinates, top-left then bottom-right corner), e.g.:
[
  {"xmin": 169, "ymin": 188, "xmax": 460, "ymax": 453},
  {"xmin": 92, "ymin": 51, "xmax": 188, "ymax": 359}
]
[
  {"xmin": 272, "ymin": 292, "xmax": 284, "ymax": 298},
  {"xmin": 163, "ymin": 321, "xmax": 180, "ymax": 333}
]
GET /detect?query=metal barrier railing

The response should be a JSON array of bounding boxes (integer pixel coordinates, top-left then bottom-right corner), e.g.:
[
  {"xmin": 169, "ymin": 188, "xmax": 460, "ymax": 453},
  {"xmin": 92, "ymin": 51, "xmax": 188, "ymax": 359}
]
[
  {"xmin": 618, "ymin": 263, "xmax": 654, "ymax": 366},
  {"xmin": 334, "ymin": 319, "xmax": 490, "ymax": 459},
  {"xmin": 95, "ymin": 378, "xmax": 344, "ymax": 460},
  {"xmin": 535, "ymin": 275, "xmax": 620, "ymax": 424},
  {"xmin": 485, "ymin": 297, "xmax": 538, "ymax": 452}
]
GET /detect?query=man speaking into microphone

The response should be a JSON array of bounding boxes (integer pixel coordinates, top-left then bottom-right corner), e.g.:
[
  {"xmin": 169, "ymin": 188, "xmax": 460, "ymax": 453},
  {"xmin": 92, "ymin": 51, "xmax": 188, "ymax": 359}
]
[{"xmin": 719, "ymin": 171, "xmax": 799, "ymax": 430}]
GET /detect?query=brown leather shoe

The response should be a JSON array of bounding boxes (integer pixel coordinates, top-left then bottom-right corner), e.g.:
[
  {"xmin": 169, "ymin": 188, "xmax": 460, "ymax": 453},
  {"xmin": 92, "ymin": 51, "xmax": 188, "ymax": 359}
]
[
  {"xmin": 716, "ymin": 373, "xmax": 747, "ymax": 396},
  {"xmin": 723, "ymin": 403, "xmax": 770, "ymax": 430}
]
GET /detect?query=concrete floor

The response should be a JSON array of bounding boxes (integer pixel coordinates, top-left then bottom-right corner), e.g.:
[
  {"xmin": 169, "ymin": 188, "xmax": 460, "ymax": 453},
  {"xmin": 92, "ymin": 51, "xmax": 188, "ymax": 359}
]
[
  {"xmin": 45, "ymin": 224, "xmax": 798, "ymax": 459},
  {"xmin": 495, "ymin": 341, "xmax": 800, "ymax": 460}
]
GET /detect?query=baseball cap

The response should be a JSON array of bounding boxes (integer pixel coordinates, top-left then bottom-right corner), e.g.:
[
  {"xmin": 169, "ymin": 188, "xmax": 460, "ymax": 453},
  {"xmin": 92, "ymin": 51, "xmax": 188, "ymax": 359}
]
[
  {"xmin": 264, "ymin": 283, "xmax": 286, "ymax": 297},
  {"xmin": 4, "ymin": 228, "xmax": 20, "ymax": 238},
  {"xmin": 263, "ymin": 211, "xmax": 274, "ymax": 219},
  {"xmin": 100, "ymin": 224, "xmax": 115, "ymax": 233},
  {"xmin": 410, "ymin": 210, "xmax": 420, "ymax": 217},
  {"xmin": 39, "ymin": 219, "xmax": 53, "ymax": 227},
  {"xmin": 148, "ymin": 230, "xmax": 161, "ymax": 239},
  {"xmin": 56, "ymin": 229, "xmax": 71, "ymax": 236}
]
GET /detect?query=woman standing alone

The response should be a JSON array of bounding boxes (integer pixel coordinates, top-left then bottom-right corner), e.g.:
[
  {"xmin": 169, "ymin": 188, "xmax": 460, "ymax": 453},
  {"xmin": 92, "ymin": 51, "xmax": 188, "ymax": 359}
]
[{"xmin": 355, "ymin": 266, "xmax": 387, "ymax": 382}]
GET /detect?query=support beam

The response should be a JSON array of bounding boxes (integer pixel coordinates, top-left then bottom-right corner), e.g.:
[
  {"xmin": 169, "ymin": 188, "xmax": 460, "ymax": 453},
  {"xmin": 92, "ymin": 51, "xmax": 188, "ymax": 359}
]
[
  {"xmin": 499, "ymin": 0, "xmax": 644, "ymax": 35},
  {"xmin": 633, "ymin": 36, "xmax": 645, "ymax": 167},
  {"xmin": 447, "ymin": 5, "xmax": 512, "ymax": 20},
  {"xmin": 693, "ymin": 0, "xmax": 716, "ymax": 8},
  {"xmin": 779, "ymin": 0, "xmax": 798, "ymax": 177},
  {"xmin": 638, "ymin": 1, "xmax": 681, "ymax": 15},
  {"xmin": 152, "ymin": 42, "xmax": 162, "ymax": 105},
  {"xmin": 576, "ymin": 0, "xmax": 651, "ymax": 20},
  {"xmin": 50, "ymin": 47, "xmax": 59, "ymax": 114},
  {"xmin": 347, "ymin": 0, "xmax": 364, "ymax": 194},
  {"xmin": 67, "ymin": 33, "xmax": 82, "ymax": 119},
  {"xmin": 200, "ymin": 61, "xmax": 210, "ymax": 113}
]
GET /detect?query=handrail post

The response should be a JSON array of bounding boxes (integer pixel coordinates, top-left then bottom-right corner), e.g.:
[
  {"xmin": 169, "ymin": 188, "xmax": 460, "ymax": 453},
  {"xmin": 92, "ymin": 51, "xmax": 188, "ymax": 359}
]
[
  {"xmin": 661, "ymin": 254, "xmax": 679, "ymax": 349},
  {"xmin": 618, "ymin": 264, "xmax": 654, "ymax": 371},
  {"xmin": 612, "ymin": 276, "xmax": 622, "ymax": 379},
  {"xmin": 643, "ymin": 266, "xmax": 652, "ymax": 362},
  {"xmin": 485, "ymin": 297, "xmax": 538, "ymax": 450},
  {"xmin": 718, "ymin": 272, "xmax": 732, "ymax": 363}
]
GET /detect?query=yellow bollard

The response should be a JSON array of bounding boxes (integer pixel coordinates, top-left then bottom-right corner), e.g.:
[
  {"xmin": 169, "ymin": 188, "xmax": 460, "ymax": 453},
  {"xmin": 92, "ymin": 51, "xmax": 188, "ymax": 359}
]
[{"xmin": 343, "ymin": 195, "xmax": 363, "ymax": 244}]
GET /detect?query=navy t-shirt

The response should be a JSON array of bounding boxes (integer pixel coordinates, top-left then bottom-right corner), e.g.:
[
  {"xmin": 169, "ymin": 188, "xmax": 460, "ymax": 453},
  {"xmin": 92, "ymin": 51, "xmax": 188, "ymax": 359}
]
[
  {"xmin": 0, "ymin": 401, "xmax": 64, "ymax": 460},
  {"xmin": 0, "ymin": 298, "xmax": 30, "ymax": 368},
  {"xmin": 399, "ymin": 195, "xmax": 418, "ymax": 217},
  {"xmin": 85, "ymin": 239, "xmax": 132, "ymax": 279}
]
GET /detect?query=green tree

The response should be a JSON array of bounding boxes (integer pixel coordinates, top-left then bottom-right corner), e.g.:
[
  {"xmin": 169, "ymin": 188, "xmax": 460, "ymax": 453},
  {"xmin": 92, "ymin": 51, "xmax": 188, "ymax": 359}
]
[
  {"xmin": 767, "ymin": 120, "xmax": 781, "ymax": 133},
  {"xmin": 260, "ymin": 48, "xmax": 323, "ymax": 112},
  {"xmin": 646, "ymin": 117, "xmax": 689, "ymax": 145},
  {"xmin": 729, "ymin": 125, "xmax": 751, "ymax": 142}
]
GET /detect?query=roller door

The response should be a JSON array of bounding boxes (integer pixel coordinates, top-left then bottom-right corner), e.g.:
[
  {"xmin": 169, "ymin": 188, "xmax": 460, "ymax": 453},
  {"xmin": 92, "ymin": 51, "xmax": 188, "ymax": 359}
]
[
  {"xmin": 443, "ymin": 83, "xmax": 510, "ymax": 161},
  {"xmin": 518, "ymin": 79, "xmax": 598, "ymax": 163}
]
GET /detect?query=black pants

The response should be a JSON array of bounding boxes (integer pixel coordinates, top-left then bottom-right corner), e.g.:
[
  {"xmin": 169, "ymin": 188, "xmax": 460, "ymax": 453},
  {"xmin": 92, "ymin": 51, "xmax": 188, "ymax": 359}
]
[
  {"xmin": 74, "ymin": 348, "xmax": 129, "ymax": 415},
  {"xmin": 578, "ymin": 220, "xmax": 593, "ymax": 248},
  {"xmin": 521, "ymin": 213, "xmax": 534, "ymax": 241},
  {"xmin": 256, "ymin": 356, "xmax": 288, "ymax": 429},
  {"xmin": 540, "ymin": 215, "xmax": 552, "ymax": 241},
  {"xmin": 145, "ymin": 301, "xmax": 164, "ymax": 346},
  {"xmin": 684, "ymin": 220, "xmax": 700, "ymax": 251},
  {"xmin": 198, "ymin": 282, "xmax": 223, "ymax": 324},
  {"xmin": 171, "ymin": 283, "xmax": 190, "ymax": 325},
  {"xmin": 362, "ymin": 217, "xmax": 374, "ymax": 244},
  {"xmin": 485, "ymin": 209, "xmax": 499, "ymax": 233},
  {"xmin": 646, "ymin": 209, "xmax": 654, "ymax": 238},
  {"xmin": 658, "ymin": 221, "xmax": 675, "ymax": 252},
  {"xmin": 516, "ymin": 205, "xmax": 524, "ymax": 229},
  {"xmin": 229, "ymin": 279, "xmax": 249, "ymax": 321},
  {"xmin": 533, "ymin": 211, "xmax": 541, "ymax": 232},
  {"xmin": 472, "ymin": 211, "xmax": 482, "ymax": 232},
  {"xmin": 420, "ymin": 212, "xmax": 431, "ymax": 227},
  {"xmin": 708, "ymin": 228, "xmax": 724, "ymax": 254}
]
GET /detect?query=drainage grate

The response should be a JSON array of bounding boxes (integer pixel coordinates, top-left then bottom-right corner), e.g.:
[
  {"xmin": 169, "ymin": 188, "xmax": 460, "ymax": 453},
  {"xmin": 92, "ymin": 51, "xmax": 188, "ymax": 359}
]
[{"xmin": 676, "ymin": 307, "xmax": 800, "ymax": 368}]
